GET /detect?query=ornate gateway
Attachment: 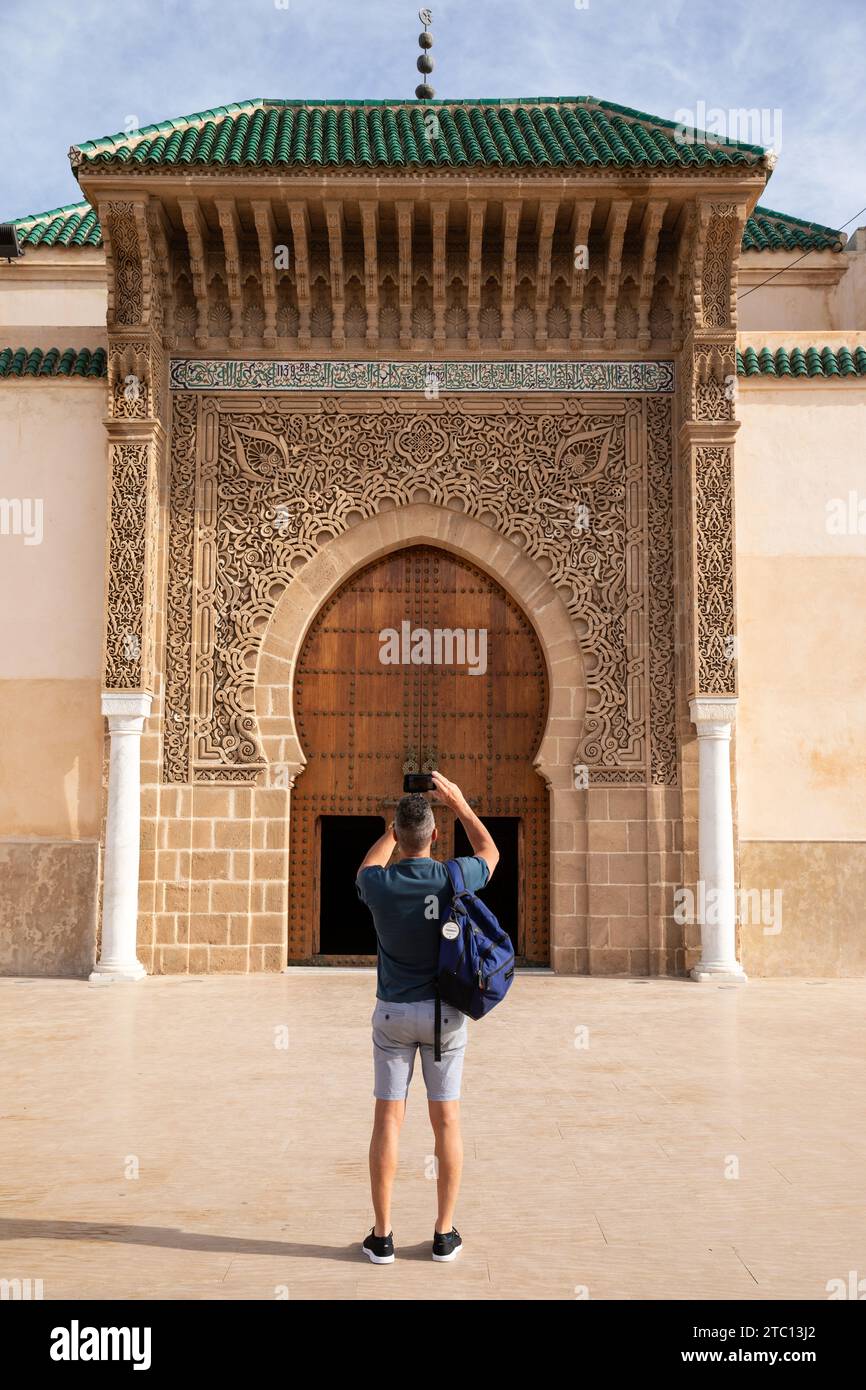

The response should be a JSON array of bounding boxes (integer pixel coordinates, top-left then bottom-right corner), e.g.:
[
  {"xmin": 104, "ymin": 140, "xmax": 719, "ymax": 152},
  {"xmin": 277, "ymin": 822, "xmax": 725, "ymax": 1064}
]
[{"xmin": 79, "ymin": 96, "xmax": 762, "ymax": 978}]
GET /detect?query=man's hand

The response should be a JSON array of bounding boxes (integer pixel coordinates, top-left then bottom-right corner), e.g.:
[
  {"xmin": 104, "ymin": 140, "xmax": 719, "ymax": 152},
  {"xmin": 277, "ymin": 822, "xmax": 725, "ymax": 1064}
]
[
  {"xmin": 431, "ymin": 771, "xmax": 469, "ymax": 813},
  {"xmin": 431, "ymin": 771, "xmax": 499, "ymax": 879}
]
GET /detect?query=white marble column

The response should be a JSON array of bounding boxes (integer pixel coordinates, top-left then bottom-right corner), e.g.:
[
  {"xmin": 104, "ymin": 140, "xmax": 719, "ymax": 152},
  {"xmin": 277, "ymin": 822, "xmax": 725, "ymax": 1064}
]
[
  {"xmin": 90, "ymin": 693, "xmax": 152, "ymax": 982},
  {"xmin": 689, "ymin": 697, "xmax": 747, "ymax": 983}
]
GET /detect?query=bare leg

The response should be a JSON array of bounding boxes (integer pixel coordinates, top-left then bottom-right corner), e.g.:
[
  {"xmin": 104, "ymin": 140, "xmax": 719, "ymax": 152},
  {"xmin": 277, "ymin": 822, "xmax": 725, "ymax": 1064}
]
[
  {"xmin": 369, "ymin": 1098, "xmax": 406, "ymax": 1237},
  {"xmin": 428, "ymin": 1099, "xmax": 463, "ymax": 1233}
]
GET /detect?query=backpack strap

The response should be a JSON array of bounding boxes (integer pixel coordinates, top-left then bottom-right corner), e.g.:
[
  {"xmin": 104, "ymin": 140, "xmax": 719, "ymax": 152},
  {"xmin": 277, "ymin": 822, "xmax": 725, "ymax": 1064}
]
[
  {"xmin": 444, "ymin": 857, "xmax": 466, "ymax": 896},
  {"xmin": 435, "ymin": 861, "xmax": 465, "ymax": 1063}
]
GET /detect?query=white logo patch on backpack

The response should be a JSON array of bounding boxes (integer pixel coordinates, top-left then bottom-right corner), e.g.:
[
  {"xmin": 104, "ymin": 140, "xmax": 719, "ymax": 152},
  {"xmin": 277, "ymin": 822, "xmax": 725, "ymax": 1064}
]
[{"xmin": 441, "ymin": 922, "xmax": 459, "ymax": 940}]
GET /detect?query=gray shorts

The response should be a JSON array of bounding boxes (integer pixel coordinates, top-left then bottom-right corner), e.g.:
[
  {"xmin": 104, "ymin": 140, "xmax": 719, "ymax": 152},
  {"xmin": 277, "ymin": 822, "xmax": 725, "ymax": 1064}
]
[{"xmin": 371, "ymin": 998, "xmax": 469, "ymax": 1102}]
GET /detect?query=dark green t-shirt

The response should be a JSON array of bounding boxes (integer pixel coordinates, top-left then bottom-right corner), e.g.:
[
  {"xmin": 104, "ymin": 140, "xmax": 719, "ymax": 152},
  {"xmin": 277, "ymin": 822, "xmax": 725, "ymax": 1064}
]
[{"xmin": 356, "ymin": 855, "xmax": 490, "ymax": 1002}]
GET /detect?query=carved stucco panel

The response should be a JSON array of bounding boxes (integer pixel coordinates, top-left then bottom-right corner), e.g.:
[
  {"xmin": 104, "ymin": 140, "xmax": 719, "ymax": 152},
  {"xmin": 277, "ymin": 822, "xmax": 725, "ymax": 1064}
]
[
  {"xmin": 162, "ymin": 393, "xmax": 677, "ymax": 785},
  {"xmin": 694, "ymin": 443, "xmax": 736, "ymax": 697},
  {"xmin": 163, "ymin": 392, "xmax": 198, "ymax": 776},
  {"xmin": 103, "ymin": 440, "xmax": 158, "ymax": 690}
]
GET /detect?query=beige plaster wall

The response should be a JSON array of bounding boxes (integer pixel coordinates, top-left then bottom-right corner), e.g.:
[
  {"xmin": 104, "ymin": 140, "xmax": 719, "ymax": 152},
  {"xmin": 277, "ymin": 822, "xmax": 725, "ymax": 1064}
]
[
  {"xmin": 0, "ymin": 381, "xmax": 107, "ymax": 838},
  {"xmin": 832, "ymin": 231, "xmax": 866, "ymax": 330},
  {"xmin": 740, "ymin": 841, "xmax": 866, "ymax": 977},
  {"xmin": 0, "ymin": 381, "xmax": 108, "ymax": 681},
  {"xmin": 735, "ymin": 380, "xmax": 866, "ymax": 843},
  {"xmin": 0, "ymin": 248, "xmax": 107, "ymax": 330},
  {"xmin": 0, "ymin": 378, "xmax": 106, "ymax": 973},
  {"xmin": 738, "ymin": 238, "xmax": 866, "ymax": 333}
]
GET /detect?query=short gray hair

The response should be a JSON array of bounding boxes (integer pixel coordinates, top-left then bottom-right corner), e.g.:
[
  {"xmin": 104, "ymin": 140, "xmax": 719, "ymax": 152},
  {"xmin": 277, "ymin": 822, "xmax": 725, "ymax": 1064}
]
[{"xmin": 394, "ymin": 794, "xmax": 436, "ymax": 852}]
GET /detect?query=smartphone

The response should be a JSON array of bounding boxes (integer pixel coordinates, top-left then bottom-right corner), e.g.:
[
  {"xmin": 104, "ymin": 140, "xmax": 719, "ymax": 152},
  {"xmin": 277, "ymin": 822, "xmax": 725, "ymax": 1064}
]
[{"xmin": 403, "ymin": 772, "xmax": 435, "ymax": 793}]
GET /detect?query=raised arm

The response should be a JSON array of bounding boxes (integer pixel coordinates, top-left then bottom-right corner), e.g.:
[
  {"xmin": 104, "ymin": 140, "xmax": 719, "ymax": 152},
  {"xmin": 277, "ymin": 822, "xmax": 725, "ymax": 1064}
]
[
  {"xmin": 358, "ymin": 822, "xmax": 397, "ymax": 874},
  {"xmin": 431, "ymin": 772, "xmax": 499, "ymax": 879}
]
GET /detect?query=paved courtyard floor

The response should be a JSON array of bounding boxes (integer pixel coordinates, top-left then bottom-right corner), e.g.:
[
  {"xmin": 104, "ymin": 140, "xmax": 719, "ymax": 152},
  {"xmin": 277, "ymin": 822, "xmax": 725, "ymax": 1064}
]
[{"xmin": 2, "ymin": 971, "xmax": 865, "ymax": 1301}]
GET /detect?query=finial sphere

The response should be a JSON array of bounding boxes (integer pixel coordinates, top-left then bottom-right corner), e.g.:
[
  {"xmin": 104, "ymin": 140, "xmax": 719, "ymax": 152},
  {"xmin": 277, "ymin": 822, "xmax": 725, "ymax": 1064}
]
[
  {"xmin": 418, "ymin": 31, "xmax": 433, "ymax": 48},
  {"xmin": 415, "ymin": 82, "xmax": 435, "ymax": 99},
  {"xmin": 417, "ymin": 54, "xmax": 435, "ymax": 74}
]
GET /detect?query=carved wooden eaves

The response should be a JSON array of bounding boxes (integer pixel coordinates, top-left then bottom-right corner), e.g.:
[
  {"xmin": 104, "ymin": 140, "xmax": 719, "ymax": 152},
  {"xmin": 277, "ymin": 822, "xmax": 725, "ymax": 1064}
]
[
  {"xmin": 637, "ymin": 199, "xmax": 667, "ymax": 349},
  {"xmin": 214, "ymin": 199, "xmax": 244, "ymax": 347},
  {"xmin": 568, "ymin": 201, "xmax": 595, "ymax": 350},
  {"xmin": 178, "ymin": 199, "xmax": 209, "ymax": 349},
  {"xmin": 533, "ymin": 200, "xmax": 559, "ymax": 351},
  {"xmin": 395, "ymin": 201, "xmax": 414, "ymax": 348},
  {"xmin": 466, "ymin": 200, "xmax": 486, "ymax": 351},
  {"xmin": 252, "ymin": 201, "xmax": 278, "ymax": 348},
  {"xmin": 499, "ymin": 200, "xmax": 522, "ymax": 350},
  {"xmin": 671, "ymin": 204, "xmax": 696, "ymax": 348},
  {"xmin": 430, "ymin": 201, "xmax": 449, "ymax": 352},
  {"xmin": 287, "ymin": 200, "xmax": 312, "ymax": 350},
  {"xmin": 359, "ymin": 201, "xmax": 379, "ymax": 349},
  {"xmin": 602, "ymin": 200, "xmax": 631, "ymax": 343}
]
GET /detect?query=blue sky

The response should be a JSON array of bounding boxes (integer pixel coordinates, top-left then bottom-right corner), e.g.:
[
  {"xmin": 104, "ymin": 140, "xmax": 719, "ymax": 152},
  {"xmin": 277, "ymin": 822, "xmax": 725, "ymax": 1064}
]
[{"xmin": 3, "ymin": 0, "xmax": 865, "ymax": 233}]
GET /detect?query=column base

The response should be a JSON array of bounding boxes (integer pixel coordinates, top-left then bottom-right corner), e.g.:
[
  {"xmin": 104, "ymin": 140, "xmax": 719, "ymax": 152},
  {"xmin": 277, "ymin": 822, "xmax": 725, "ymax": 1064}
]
[
  {"xmin": 690, "ymin": 964, "xmax": 748, "ymax": 984},
  {"xmin": 89, "ymin": 962, "xmax": 147, "ymax": 983}
]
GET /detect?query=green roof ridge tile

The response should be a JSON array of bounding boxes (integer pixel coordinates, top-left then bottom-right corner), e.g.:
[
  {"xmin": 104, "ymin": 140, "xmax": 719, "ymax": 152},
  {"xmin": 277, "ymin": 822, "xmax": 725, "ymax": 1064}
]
[
  {"xmin": 0, "ymin": 346, "xmax": 108, "ymax": 379},
  {"xmin": 736, "ymin": 345, "xmax": 866, "ymax": 378},
  {"xmin": 789, "ymin": 348, "xmax": 807, "ymax": 375},
  {"xmin": 275, "ymin": 108, "xmax": 293, "ymax": 164}
]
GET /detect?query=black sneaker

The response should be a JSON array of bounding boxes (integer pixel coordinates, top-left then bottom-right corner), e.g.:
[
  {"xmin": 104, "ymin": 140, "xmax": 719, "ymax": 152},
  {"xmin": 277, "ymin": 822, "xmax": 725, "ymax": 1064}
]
[
  {"xmin": 432, "ymin": 1227, "xmax": 463, "ymax": 1262},
  {"xmin": 362, "ymin": 1228, "xmax": 395, "ymax": 1264}
]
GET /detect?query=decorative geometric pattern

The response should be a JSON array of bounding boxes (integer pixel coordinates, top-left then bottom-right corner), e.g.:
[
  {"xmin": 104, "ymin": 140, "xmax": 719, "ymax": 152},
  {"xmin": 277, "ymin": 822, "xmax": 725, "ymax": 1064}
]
[
  {"xmin": 163, "ymin": 392, "xmax": 198, "ymax": 778},
  {"xmin": 162, "ymin": 392, "xmax": 677, "ymax": 787},
  {"xmin": 694, "ymin": 445, "xmax": 736, "ymax": 697},
  {"xmin": 103, "ymin": 442, "xmax": 152, "ymax": 689},
  {"xmin": 646, "ymin": 395, "xmax": 677, "ymax": 783},
  {"xmin": 169, "ymin": 357, "xmax": 675, "ymax": 394}
]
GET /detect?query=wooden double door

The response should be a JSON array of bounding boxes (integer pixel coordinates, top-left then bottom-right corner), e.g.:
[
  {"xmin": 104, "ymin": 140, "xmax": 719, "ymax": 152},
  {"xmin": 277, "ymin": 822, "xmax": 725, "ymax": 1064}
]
[{"xmin": 287, "ymin": 545, "xmax": 550, "ymax": 962}]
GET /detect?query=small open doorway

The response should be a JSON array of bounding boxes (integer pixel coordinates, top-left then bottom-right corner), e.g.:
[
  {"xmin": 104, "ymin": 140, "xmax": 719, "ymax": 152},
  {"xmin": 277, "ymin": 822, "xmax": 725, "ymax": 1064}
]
[
  {"xmin": 318, "ymin": 816, "xmax": 383, "ymax": 957},
  {"xmin": 317, "ymin": 812, "xmax": 522, "ymax": 961}
]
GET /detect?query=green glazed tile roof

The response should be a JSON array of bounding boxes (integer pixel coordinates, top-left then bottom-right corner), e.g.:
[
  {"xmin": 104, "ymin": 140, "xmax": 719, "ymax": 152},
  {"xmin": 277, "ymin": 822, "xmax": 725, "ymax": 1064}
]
[
  {"xmin": 737, "ymin": 346, "xmax": 866, "ymax": 377},
  {"xmin": 69, "ymin": 96, "xmax": 768, "ymax": 171},
  {"xmin": 11, "ymin": 200, "xmax": 102, "ymax": 247},
  {"xmin": 0, "ymin": 346, "xmax": 107, "ymax": 378},
  {"xmin": 742, "ymin": 206, "xmax": 844, "ymax": 252}
]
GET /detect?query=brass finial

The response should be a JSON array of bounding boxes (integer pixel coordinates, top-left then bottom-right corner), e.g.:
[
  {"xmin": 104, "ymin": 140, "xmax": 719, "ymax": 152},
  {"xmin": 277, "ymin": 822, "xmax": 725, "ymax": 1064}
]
[{"xmin": 415, "ymin": 8, "xmax": 435, "ymax": 100}]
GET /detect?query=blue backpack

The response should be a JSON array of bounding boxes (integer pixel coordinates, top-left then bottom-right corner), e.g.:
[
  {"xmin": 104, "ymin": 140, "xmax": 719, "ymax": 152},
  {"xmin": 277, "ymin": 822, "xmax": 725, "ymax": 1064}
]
[{"xmin": 434, "ymin": 858, "xmax": 515, "ymax": 1059}]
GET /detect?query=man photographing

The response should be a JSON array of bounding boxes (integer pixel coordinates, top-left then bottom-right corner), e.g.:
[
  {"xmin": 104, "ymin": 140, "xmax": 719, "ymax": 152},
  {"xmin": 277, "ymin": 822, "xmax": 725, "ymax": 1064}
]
[{"xmin": 355, "ymin": 770, "xmax": 499, "ymax": 1264}]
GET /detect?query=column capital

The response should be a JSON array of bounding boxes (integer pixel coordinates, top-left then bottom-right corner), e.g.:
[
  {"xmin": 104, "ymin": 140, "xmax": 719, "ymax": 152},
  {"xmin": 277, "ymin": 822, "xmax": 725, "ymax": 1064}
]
[
  {"xmin": 102, "ymin": 692, "xmax": 153, "ymax": 732},
  {"xmin": 690, "ymin": 696, "xmax": 737, "ymax": 734}
]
